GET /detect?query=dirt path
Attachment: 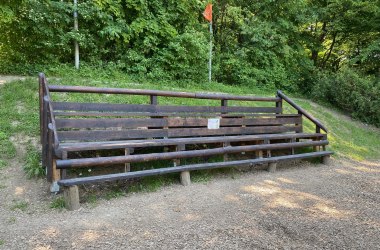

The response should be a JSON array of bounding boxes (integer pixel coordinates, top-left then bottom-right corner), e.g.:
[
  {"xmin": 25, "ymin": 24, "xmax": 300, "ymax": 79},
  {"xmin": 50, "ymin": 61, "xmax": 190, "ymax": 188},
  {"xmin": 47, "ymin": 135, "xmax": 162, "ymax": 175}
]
[
  {"xmin": 0, "ymin": 75, "xmax": 27, "ymax": 85},
  {"xmin": 0, "ymin": 155, "xmax": 379, "ymax": 249}
]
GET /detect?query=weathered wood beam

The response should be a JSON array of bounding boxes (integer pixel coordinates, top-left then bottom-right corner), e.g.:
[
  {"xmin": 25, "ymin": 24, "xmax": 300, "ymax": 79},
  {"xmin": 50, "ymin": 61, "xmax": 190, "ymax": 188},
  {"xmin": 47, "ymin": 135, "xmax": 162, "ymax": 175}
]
[
  {"xmin": 58, "ymin": 151, "xmax": 334, "ymax": 186},
  {"xmin": 56, "ymin": 140, "xmax": 329, "ymax": 169}
]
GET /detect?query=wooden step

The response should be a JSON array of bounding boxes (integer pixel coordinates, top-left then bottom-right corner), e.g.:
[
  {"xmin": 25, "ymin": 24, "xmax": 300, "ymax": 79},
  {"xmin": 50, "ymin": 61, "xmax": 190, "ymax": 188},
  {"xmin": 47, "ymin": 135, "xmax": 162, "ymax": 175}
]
[
  {"xmin": 56, "ymin": 133, "xmax": 326, "ymax": 155},
  {"xmin": 56, "ymin": 140, "xmax": 329, "ymax": 169},
  {"xmin": 58, "ymin": 151, "xmax": 333, "ymax": 186}
]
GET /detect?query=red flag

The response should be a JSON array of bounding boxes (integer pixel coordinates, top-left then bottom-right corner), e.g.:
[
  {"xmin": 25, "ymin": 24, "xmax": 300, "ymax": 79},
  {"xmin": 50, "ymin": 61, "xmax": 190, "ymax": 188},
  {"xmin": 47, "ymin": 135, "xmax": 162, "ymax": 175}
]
[{"xmin": 203, "ymin": 3, "xmax": 212, "ymax": 22}]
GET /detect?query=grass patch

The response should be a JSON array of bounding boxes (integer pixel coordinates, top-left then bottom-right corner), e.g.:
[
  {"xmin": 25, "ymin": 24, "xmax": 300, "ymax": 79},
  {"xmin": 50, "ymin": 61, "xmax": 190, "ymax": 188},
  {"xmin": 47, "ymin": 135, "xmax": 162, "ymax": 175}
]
[
  {"xmin": 291, "ymin": 98, "xmax": 380, "ymax": 160},
  {"xmin": 24, "ymin": 144, "xmax": 44, "ymax": 178},
  {"xmin": 105, "ymin": 187, "xmax": 125, "ymax": 200},
  {"xmin": 191, "ymin": 170, "xmax": 212, "ymax": 183},
  {"xmin": 50, "ymin": 197, "xmax": 65, "ymax": 209},
  {"xmin": 128, "ymin": 174, "xmax": 177, "ymax": 193},
  {"xmin": 0, "ymin": 160, "xmax": 6, "ymax": 170},
  {"xmin": 11, "ymin": 201, "xmax": 28, "ymax": 211},
  {"xmin": 0, "ymin": 239, "xmax": 4, "ymax": 246},
  {"xmin": 85, "ymin": 194, "xmax": 98, "ymax": 205},
  {"xmin": 0, "ymin": 78, "xmax": 40, "ymax": 178}
]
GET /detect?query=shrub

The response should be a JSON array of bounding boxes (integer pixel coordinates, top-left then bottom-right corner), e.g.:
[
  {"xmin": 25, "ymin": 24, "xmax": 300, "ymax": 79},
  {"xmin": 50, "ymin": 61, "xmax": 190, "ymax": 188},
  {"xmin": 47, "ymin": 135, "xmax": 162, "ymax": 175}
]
[
  {"xmin": 311, "ymin": 68, "xmax": 380, "ymax": 126},
  {"xmin": 24, "ymin": 144, "xmax": 45, "ymax": 178}
]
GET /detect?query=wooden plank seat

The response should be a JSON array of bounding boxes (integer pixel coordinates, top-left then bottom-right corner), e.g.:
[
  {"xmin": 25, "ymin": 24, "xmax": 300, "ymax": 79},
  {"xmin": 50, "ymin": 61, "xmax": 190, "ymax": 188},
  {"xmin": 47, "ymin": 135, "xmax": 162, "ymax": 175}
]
[
  {"xmin": 38, "ymin": 73, "xmax": 333, "ymax": 210},
  {"xmin": 56, "ymin": 133, "xmax": 326, "ymax": 155}
]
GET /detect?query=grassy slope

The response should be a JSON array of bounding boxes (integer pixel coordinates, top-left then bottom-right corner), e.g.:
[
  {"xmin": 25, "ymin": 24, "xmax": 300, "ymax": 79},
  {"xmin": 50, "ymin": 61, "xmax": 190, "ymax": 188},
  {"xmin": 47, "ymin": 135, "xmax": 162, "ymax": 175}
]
[{"xmin": 0, "ymin": 74, "xmax": 379, "ymax": 178}]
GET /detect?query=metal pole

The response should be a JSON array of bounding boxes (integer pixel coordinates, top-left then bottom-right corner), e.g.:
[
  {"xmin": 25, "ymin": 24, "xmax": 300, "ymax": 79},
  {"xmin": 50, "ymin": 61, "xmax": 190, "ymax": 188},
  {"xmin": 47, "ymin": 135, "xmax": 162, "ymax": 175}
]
[
  {"xmin": 74, "ymin": 0, "xmax": 79, "ymax": 69},
  {"xmin": 209, "ymin": 22, "xmax": 212, "ymax": 83}
]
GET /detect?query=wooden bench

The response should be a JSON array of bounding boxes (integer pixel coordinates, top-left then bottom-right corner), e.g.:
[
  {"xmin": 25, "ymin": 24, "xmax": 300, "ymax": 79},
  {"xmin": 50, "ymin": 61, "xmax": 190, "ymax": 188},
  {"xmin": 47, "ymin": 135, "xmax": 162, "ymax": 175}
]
[{"xmin": 38, "ymin": 73, "xmax": 333, "ymax": 210}]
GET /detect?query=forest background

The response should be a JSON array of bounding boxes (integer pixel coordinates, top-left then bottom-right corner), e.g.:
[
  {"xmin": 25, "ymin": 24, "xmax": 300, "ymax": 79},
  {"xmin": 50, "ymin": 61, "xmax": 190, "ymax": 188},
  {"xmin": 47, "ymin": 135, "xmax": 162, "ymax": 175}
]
[{"xmin": 0, "ymin": 0, "xmax": 379, "ymax": 126}]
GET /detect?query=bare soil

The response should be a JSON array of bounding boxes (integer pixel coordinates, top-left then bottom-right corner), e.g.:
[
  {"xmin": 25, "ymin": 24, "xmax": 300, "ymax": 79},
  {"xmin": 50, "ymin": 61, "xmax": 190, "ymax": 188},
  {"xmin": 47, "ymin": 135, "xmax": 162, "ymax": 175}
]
[
  {"xmin": 0, "ymin": 140, "xmax": 379, "ymax": 249},
  {"xmin": 0, "ymin": 75, "xmax": 27, "ymax": 85}
]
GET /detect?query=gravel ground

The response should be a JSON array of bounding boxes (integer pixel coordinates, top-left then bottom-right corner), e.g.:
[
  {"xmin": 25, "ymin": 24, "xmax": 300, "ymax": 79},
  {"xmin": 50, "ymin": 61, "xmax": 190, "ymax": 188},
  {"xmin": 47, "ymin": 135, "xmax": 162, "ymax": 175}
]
[
  {"xmin": 0, "ymin": 156, "xmax": 379, "ymax": 250},
  {"xmin": 0, "ymin": 76, "xmax": 379, "ymax": 249}
]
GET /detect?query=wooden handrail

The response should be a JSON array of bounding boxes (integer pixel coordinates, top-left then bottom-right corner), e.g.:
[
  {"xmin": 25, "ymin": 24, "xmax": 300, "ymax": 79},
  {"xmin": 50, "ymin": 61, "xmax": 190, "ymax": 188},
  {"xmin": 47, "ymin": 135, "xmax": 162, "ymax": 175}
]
[
  {"xmin": 44, "ymin": 97, "xmax": 59, "ymax": 148},
  {"xmin": 39, "ymin": 73, "xmax": 60, "ymax": 148},
  {"xmin": 277, "ymin": 90, "xmax": 328, "ymax": 133},
  {"xmin": 48, "ymin": 85, "xmax": 280, "ymax": 102}
]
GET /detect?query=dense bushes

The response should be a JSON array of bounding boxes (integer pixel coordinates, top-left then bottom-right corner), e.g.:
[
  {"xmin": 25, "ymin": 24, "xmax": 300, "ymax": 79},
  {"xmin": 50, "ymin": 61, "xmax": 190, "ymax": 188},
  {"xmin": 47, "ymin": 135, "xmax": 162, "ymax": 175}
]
[
  {"xmin": 0, "ymin": 0, "xmax": 379, "ymax": 126},
  {"xmin": 311, "ymin": 68, "xmax": 380, "ymax": 126}
]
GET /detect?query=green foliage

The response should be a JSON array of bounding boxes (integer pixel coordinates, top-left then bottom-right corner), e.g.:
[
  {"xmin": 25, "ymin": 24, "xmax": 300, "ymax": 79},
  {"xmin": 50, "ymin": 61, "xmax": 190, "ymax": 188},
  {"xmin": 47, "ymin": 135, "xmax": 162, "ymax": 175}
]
[
  {"xmin": 0, "ymin": 0, "xmax": 73, "ymax": 70},
  {"xmin": 24, "ymin": 144, "xmax": 45, "ymax": 178},
  {"xmin": 11, "ymin": 200, "xmax": 28, "ymax": 211},
  {"xmin": 311, "ymin": 68, "xmax": 380, "ymax": 127},
  {"xmin": 50, "ymin": 197, "xmax": 65, "ymax": 209},
  {"xmin": 0, "ymin": 78, "xmax": 44, "ymax": 177},
  {"xmin": 0, "ymin": 160, "xmax": 6, "ymax": 170},
  {"xmin": 1, "ymin": 0, "xmax": 379, "ymax": 125},
  {"xmin": 105, "ymin": 187, "xmax": 125, "ymax": 200}
]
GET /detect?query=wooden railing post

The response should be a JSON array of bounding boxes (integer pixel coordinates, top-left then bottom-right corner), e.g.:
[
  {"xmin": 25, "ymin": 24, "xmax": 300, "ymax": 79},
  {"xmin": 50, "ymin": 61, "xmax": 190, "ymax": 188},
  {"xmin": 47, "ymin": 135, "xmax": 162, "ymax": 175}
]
[
  {"xmin": 221, "ymin": 99, "xmax": 228, "ymax": 114},
  {"xmin": 42, "ymin": 98, "xmax": 48, "ymax": 168},
  {"xmin": 46, "ymin": 126, "xmax": 53, "ymax": 182},
  {"xmin": 221, "ymin": 99, "xmax": 229, "ymax": 160},
  {"xmin": 38, "ymin": 73, "xmax": 45, "ymax": 143},
  {"xmin": 48, "ymin": 124, "xmax": 60, "ymax": 193},
  {"xmin": 314, "ymin": 126, "xmax": 321, "ymax": 152},
  {"xmin": 275, "ymin": 95, "xmax": 282, "ymax": 114},
  {"xmin": 316, "ymin": 126, "xmax": 321, "ymax": 134},
  {"xmin": 39, "ymin": 73, "xmax": 48, "ymax": 168},
  {"xmin": 150, "ymin": 95, "xmax": 158, "ymax": 105},
  {"xmin": 297, "ymin": 111, "xmax": 303, "ymax": 134},
  {"xmin": 277, "ymin": 90, "xmax": 328, "ymax": 133}
]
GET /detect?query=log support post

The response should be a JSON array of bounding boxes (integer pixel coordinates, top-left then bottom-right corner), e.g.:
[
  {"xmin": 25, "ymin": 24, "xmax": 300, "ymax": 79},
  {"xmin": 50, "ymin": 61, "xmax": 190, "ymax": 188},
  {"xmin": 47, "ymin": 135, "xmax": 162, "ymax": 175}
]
[
  {"xmin": 48, "ymin": 127, "xmax": 60, "ymax": 193},
  {"xmin": 125, "ymin": 148, "xmax": 131, "ymax": 172},
  {"xmin": 322, "ymin": 155, "xmax": 331, "ymax": 165},
  {"xmin": 265, "ymin": 139, "xmax": 271, "ymax": 158},
  {"xmin": 180, "ymin": 171, "xmax": 191, "ymax": 186},
  {"xmin": 61, "ymin": 151, "xmax": 67, "ymax": 180},
  {"xmin": 50, "ymin": 159, "xmax": 61, "ymax": 193},
  {"xmin": 268, "ymin": 162, "xmax": 277, "ymax": 173},
  {"xmin": 256, "ymin": 140, "xmax": 263, "ymax": 159},
  {"xmin": 291, "ymin": 138, "xmax": 295, "ymax": 155},
  {"xmin": 223, "ymin": 142, "xmax": 230, "ymax": 161},
  {"xmin": 175, "ymin": 144, "xmax": 190, "ymax": 186},
  {"xmin": 63, "ymin": 185, "xmax": 80, "ymax": 211}
]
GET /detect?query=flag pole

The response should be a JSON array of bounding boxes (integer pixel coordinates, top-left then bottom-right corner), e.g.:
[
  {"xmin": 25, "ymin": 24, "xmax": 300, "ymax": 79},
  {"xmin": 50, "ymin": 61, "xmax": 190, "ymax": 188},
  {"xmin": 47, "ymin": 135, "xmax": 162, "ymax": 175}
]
[
  {"xmin": 209, "ymin": 21, "xmax": 212, "ymax": 83},
  {"xmin": 203, "ymin": 3, "xmax": 212, "ymax": 82},
  {"xmin": 74, "ymin": 0, "xmax": 79, "ymax": 69}
]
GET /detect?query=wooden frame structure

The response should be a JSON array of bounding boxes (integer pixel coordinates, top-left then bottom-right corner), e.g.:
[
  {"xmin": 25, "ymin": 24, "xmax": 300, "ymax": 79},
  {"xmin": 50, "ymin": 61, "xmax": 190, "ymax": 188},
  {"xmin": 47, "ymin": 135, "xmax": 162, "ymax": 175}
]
[{"xmin": 39, "ymin": 73, "xmax": 332, "ymax": 210}]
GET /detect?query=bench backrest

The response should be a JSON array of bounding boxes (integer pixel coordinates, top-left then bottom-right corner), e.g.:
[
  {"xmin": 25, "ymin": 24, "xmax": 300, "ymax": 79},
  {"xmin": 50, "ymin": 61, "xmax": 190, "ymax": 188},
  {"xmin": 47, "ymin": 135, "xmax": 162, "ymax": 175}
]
[{"xmin": 46, "ymin": 85, "xmax": 302, "ymax": 143}]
